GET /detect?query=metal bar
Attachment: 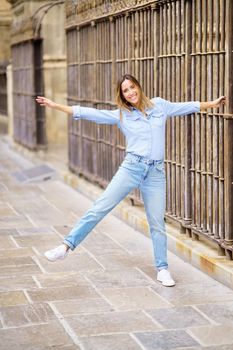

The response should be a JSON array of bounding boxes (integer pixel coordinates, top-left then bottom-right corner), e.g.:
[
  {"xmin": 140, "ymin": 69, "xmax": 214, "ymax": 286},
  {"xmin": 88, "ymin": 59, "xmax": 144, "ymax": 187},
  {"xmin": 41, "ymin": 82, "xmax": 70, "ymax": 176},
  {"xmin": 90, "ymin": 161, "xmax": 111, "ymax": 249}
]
[{"xmin": 223, "ymin": 0, "xmax": 233, "ymax": 250}]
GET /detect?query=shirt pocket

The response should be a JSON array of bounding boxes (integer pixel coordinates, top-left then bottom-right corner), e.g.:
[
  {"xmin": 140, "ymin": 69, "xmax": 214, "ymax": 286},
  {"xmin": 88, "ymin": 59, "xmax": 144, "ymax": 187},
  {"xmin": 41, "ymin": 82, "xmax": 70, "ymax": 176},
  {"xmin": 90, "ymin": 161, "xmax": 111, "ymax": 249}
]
[
  {"xmin": 124, "ymin": 114, "xmax": 142, "ymax": 131},
  {"xmin": 150, "ymin": 112, "xmax": 164, "ymax": 127}
]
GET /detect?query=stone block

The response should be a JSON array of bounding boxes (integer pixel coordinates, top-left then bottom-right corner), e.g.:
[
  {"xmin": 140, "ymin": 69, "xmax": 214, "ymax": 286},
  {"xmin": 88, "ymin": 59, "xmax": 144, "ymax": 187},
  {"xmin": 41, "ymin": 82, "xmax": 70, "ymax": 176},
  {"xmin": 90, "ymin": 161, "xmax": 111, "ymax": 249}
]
[
  {"xmin": 17, "ymin": 227, "xmax": 56, "ymax": 236},
  {"xmin": 0, "ymin": 236, "xmax": 17, "ymax": 249},
  {"xmin": 94, "ymin": 253, "xmax": 153, "ymax": 269},
  {"xmin": 0, "ymin": 321, "xmax": 75, "ymax": 350},
  {"xmin": 0, "ymin": 247, "xmax": 34, "ymax": 258},
  {"xmin": 38, "ymin": 252, "xmax": 102, "ymax": 273},
  {"xmin": 0, "ymin": 264, "xmax": 42, "ymax": 277},
  {"xmin": 13, "ymin": 235, "xmax": 61, "ymax": 249},
  {"xmin": 0, "ymin": 275, "xmax": 37, "ymax": 292},
  {"xmin": 27, "ymin": 285, "xmax": 99, "ymax": 303},
  {"xmin": 65, "ymin": 310, "xmax": 160, "ymax": 336},
  {"xmin": 0, "ymin": 215, "xmax": 34, "ymax": 229},
  {"xmin": 151, "ymin": 281, "xmax": 233, "ymax": 306},
  {"xmin": 189, "ymin": 325, "xmax": 233, "ymax": 346},
  {"xmin": 147, "ymin": 306, "xmax": 211, "ymax": 329},
  {"xmin": 134, "ymin": 330, "xmax": 199, "ymax": 349},
  {"xmin": 79, "ymin": 333, "xmax": 142, "ymax": 350},
  {"xmin": 82, "ymin": 232, "xmax": 129, "ymax": 256},
  {"xmin": 0, "ymin": 256, "xmax": 35, "ymax": 267},
  {"xmin": 0, "ymin": 303, "xmax": 56, "ymax": 327},
  {"xmin": 35, "ymin": 271, "xmax": 91, "ymax": 288},
  {"xmin": 0, "ymin": 291, "xmax": 28, "ymax": 307},
  {"xmin": 0, "ymin": 229, "xmax": 18, "ymax": 236},
  {"xmin": 196, "ymin": 301, "xmax": 233, "ymax": 326},
  {"xmin": 83, "ymin": 268, "xmax": 155, "ymax": 289},
  {"xmin": 53, "ymin": 298, "xmax": 113, "ymax": 316},
  {"xmin": 100, "ymin": 286, "xmax": 170, "ymax": 310}
]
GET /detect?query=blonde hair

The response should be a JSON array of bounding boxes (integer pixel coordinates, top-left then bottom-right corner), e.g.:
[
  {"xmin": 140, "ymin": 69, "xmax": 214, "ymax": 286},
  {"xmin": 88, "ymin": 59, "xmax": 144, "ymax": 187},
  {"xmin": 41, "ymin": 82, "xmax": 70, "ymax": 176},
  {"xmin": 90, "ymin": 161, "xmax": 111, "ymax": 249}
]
[{"xmin": 115, "ymin": 74, "xmax": 153, "ymax": 122}]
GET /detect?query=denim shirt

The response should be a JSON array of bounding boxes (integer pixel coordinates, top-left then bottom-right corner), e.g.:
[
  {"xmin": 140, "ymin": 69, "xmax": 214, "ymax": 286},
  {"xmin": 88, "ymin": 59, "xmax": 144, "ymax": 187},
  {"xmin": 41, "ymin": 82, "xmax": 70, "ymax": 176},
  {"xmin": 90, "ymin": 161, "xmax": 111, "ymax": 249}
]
[{"xmin": 72, "ymin": 97, "xmax": 200, "ymax": 161}]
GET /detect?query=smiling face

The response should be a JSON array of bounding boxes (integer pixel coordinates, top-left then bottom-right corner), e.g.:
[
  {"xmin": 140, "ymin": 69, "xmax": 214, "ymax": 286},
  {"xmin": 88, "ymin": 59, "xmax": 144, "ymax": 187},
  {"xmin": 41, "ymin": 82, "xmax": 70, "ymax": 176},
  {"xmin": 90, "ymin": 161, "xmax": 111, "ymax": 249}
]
[{"xmin": 121, "ymin": 79, "xmax": 141, "ymax": 107}]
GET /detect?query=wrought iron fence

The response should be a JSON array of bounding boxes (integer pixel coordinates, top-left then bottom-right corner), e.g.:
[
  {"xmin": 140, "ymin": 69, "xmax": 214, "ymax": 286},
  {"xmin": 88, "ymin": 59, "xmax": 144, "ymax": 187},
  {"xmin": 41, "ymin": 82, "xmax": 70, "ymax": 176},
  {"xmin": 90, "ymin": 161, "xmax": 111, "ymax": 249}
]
[{"xmin": 66, "ymin": 0, "xmax": 233, "ymax": 257}]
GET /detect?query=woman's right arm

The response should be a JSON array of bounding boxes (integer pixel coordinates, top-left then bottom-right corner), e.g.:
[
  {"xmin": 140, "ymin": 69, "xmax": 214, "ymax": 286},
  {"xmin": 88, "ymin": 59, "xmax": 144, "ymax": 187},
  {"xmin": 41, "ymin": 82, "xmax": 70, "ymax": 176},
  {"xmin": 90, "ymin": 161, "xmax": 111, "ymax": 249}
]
[
  {"xmin": 36, "ymin": 96, "xmax": 119, "ymax": 125},
  {"xmin": 36, "ymin": 96, "xmax": 73, "ymax": 115}
]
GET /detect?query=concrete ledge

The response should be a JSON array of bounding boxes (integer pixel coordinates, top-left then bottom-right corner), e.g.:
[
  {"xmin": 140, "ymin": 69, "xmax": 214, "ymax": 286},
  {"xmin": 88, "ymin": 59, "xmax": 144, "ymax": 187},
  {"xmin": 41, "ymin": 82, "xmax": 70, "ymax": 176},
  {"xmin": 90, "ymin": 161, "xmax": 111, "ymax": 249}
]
[{"xmin": 6, "ymin": 136, "xmax": 233, "ymax": 289}]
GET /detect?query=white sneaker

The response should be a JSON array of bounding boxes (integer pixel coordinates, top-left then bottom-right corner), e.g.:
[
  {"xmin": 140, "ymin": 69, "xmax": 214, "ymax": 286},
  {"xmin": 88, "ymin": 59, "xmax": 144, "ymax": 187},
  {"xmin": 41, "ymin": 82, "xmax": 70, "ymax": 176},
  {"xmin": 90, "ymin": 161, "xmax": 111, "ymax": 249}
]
[
  {"xmin": 157, "ymin": 269, "xmax": 175, "ymax": 287},
  {"xmin": 44, "ymin": 244, "xmax": 68, "ymax": 262}
]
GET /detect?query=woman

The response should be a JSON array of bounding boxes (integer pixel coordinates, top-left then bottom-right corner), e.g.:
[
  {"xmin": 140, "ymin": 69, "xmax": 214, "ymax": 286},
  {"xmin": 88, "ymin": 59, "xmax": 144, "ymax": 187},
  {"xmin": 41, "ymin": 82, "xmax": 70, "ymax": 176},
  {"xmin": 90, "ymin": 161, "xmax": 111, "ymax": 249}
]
[{"xmin": 36, "ymin": 74, "xmax": 226, "ymax": 287}]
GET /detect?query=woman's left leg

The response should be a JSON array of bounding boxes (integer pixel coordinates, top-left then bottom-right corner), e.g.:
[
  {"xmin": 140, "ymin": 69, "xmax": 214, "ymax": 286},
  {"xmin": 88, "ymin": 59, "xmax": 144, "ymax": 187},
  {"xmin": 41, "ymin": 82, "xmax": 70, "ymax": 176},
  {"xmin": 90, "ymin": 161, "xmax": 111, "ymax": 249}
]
[
  {"xmin": 140, "ymin": 163, "xmax": 175, "ymax": 286},
  {"xmin": 140, "ymin": 165, "xmax": 168, "ymax": 270}
]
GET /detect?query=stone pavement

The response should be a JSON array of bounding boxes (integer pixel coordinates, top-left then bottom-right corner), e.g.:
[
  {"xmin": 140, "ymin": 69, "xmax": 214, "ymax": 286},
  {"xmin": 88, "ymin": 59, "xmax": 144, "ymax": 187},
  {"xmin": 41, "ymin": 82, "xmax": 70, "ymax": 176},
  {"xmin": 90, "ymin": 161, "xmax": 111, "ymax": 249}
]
[{"xmin": 1, "ymin": 137, "xmax": 233, "ymax": 350}]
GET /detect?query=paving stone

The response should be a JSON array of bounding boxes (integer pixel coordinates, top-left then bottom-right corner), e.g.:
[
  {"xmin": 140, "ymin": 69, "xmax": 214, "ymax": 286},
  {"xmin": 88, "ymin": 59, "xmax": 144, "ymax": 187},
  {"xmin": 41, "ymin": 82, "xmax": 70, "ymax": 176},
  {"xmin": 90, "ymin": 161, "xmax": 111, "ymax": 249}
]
[
  {"xmin": 0, "ymin": 228, "xmax": 19, "ymax": 236},
  {"xmin": 13, "ymin": 235, "xmax": 62, "ymax": 249},
  {"xmin": 189, "ymin": 325, "xmax": 233, "ymax": 346},
  {"xmin": 151, "ymin": 282, "xmax": 233, "ymax": 306},
  {"xmin": 27, "ymin": 285, "xmax": 99, "ymax": 303},
  {"xmin": 196, "ymin": 302, "xmax": 233, "ymax": 325},
  {"xmin": 17, "ymin": 227, "xmax": 56, "ymax": 236},
  {"xmin": 83, "ymin": 268, "xmax": 155, "ymax": 289},
  {"xmin": 65, "ymin": 310, "xmax": 160, "ymax": 336},
  {"xmin": 140, "ymin": 262, "xmax": 213, "ymax": 285},
  {"xmin": 0, "ymin": 236, "xmax": 18, "ymax": 249},
  {"xmin": 7, "ymin": 197, "xmax": 59, "ymax": 217},
  {"xmin": 201, "ymin": 345, "xmax": 233, "ymax": 350},
  {"xmin": 53, "ymin": 298, "xmax": 113, "ymax": 316},
  {"xmin": 147, "ymin": 306, "xmax": 211, "ymax": 329},
  {"xmin": 0, "ymin": 183, "xmax": 8, "ymax": 192},
  {"xmin": 40, "ymin": 181, "xmax": 91, "ymax": 215},
  {"xmin": 0, "ymin": 247, "xmax": 34, "ymax": 258},
  {"xmin": 0, "ymin": 263, "xmax": 42, "ymax": 277},
  {"xmin": 7, "ymin": 198, "xmax": 72, "ymax": 227},
  {"xmin": 0, "ymin": 275, "xmax": 37, "ymax": 292},
  {"xmin": 0, "ymin": 215, "xmax": 34, "ymax": 229},
  {"xmin": 94, "ymin": 253, "xmax": 153, "ymax": 269},
  {"xmin": 0, "ymin": 303, "xmax": 56, "ymax": 327},
  {"xmin": 0, "ymin": 256, "xmax": 36, "ymax": 267},
  {"xmin": 79, "ymin": 333, "xmax": 142, "ymax": 350},
  {"xmin": 0, "ymin": 291, "xmax": 28, "ymax": 307},
  {"xmin": 134, "ymin": 330, "xmax": 199, "ymax": 350},
  {"xmin": 82, "ymin": 232, "xmax": 129, "ymax": 256},
  {"xmin": 35, "ymin": 271, "xmax": 91, "ymax": 288},
  {"xmin": 53, "ymin": 225, "xmax": 73, "ymax": 237},
  {"xmin": 0, "ymin": 204, "xmax": 19, "ymax": 217},
  {"xmin": 100, "ymin": 286, "xmax": 170, "ymax": 310},
  {"xmin": 0, "ymin": 321, "xmax": 75, "ymax": 350},
  {"xmin": 38, "ymin": 252, "xmax": 103, "ymax": 273},
  {"xmin": 103, "ymin": 221, "xmax": 154, "ymax": 255}
]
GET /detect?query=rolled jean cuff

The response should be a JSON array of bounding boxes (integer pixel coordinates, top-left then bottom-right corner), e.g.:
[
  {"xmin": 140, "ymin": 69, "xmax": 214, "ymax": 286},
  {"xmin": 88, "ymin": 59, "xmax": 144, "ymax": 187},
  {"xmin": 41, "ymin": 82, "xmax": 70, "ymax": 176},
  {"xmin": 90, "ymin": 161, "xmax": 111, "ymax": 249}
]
[{"xmin": 63, "ymin": 239, "xmax": 75, "ymax": 251}]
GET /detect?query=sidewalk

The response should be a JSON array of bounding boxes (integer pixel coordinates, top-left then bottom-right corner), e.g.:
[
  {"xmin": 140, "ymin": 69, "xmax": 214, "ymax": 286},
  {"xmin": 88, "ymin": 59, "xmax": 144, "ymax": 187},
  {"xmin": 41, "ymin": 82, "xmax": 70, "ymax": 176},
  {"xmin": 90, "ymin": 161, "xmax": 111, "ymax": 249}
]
[{"xmin": 1, "ymin": 137, "xmax": 233, "ymax": 350}]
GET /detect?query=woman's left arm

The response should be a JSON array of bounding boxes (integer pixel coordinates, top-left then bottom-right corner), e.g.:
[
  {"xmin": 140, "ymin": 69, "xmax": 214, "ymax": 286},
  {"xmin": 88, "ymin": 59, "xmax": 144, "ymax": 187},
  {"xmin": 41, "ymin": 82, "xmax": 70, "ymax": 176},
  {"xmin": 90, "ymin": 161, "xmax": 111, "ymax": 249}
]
[
  {"xmin": 156, "ymin": 96, "xmax": 227, "ymax": 118},
  {"xmin": 200, "ymin": 96, "xmax": 226, "ymax": 110}
]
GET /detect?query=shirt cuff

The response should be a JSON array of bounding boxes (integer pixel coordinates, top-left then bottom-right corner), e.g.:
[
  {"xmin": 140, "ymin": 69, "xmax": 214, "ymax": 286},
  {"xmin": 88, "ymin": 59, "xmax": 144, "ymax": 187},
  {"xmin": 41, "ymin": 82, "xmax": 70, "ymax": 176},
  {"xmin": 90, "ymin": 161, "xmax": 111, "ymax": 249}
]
[
  {"xmin": 194, "ymin": 101, "xmax": 201, "ymax": 112},
  {"xmin": 72, "ymin": 105, "xmax": 81, "ymax": 120}
]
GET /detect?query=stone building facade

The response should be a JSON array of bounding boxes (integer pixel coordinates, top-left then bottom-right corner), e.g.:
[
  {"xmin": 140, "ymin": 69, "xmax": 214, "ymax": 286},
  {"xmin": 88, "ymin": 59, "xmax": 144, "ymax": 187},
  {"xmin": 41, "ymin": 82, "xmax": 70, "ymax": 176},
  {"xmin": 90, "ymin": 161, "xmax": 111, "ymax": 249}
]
[
  {"xmin": 6, "ymin": 0, "xmax": 67, "ymax": 146},
  {"xmin": 0, "ymin": 0, "xmax": 12, "ymax": 132}
]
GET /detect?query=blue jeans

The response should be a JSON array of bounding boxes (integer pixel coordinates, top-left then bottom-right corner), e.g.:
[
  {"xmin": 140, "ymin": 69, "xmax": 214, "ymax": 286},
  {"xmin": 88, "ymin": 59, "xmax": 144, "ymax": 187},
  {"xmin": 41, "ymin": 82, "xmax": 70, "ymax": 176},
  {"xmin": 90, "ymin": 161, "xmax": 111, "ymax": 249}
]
[{"xmin": 63, "ymin": 153, "xmax": 168, "ymax": 270}]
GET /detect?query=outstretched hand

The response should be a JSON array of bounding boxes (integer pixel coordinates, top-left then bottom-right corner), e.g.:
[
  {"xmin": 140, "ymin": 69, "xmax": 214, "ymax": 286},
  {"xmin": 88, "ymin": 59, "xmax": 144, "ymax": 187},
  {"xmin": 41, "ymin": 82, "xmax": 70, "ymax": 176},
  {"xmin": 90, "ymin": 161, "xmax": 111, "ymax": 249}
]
[
  {"xmin": 36, "ymin": 96, "xmax": 56, "ymax": 108},
  {"xmin": 212, "ymin": 96, "xmax": 227, "ymax": 108}
]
